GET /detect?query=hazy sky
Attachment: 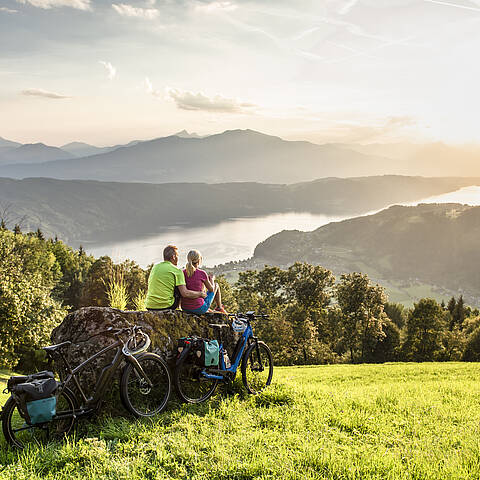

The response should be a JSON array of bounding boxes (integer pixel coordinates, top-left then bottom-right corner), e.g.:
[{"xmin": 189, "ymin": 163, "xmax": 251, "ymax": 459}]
[{"xmin": 1, "ymin": 0, "xmax": 480, "ymax": 146}]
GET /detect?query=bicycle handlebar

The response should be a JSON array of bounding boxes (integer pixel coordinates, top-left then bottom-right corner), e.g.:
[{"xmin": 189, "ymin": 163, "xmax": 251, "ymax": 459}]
[{"xmin": 230, "ymin": 312, "xmax": 270, "ymax": 319}]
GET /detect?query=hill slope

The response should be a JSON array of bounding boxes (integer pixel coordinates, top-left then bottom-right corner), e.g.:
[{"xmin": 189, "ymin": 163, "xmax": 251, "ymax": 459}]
[
  {"xmin": 0, "ymin": 175, "xmax": 477, "ymax": 245},
  {"xmin": 254, "ymin": 203, "xmax": 480, "ymax": 297},
  {"xmin": 0, "ymin": 143, "xmax": 74, "ymax": 165}
]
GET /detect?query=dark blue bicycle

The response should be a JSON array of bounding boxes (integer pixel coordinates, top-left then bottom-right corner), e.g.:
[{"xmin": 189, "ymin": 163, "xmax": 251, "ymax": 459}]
[{"xmin": 174, "ymin": 312, "xmax": 273, "ymax": 403}]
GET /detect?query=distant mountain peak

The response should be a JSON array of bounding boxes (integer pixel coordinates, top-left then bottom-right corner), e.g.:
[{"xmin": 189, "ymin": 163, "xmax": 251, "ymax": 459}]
[
  {"xmin": 0, "ymin": 136, "xmax": 22, "ymax": 148},
  {"xmin": 173, "ymin": 130, "xmax": 204, "ymax": 139}
]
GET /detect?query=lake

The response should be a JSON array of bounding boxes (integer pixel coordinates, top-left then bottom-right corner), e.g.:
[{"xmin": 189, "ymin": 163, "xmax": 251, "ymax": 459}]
[{"xmin": 88, "ymin": 186, "xmax": 480, "ymax": 268}]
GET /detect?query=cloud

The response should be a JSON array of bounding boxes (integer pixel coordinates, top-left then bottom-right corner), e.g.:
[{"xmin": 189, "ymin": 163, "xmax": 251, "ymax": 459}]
[
  {"xmin": 194, "ymin": 1, "xmax": 237, "ymax": 12},
  {"xmin": 99, "ymin": 60, "xmax": 116, "ymax": 80},
  {"xmin": 112, "ymin": 3, "xmax": 159, "ymax": 19},
  {"xmin": 21, "ymin": 88, "xmax": 71, "ymax": 99},
  {"xmin": 16, "ymin": 0, "xmax": 91, "ymax": 10},
  {"xmin": 143, "ymin": 77, "xmax": 163, "ymax": 98},
  {"xmin": 423, "ymin": 0, "xmax": 480, "ymax": 12},
  {"xmin": 166, "ymin": 87, "xmax": 256, "ymax": 113},
  {"xmin": 0, "ymin": 6, "xmax": 18, "ymax": 12},
  {"xmin": 337, "ymin": 0, "xmax": 359, "ymax": 15},
  {"xmin": 322, "ymin": 116, "xmax": 418, "ymax": 143}
]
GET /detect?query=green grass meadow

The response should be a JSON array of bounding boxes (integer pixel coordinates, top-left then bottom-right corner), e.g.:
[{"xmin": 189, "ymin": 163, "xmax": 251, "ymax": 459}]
[{"xmin": 1, "ymin": 363, "xmax": 480, "ymax": 479}]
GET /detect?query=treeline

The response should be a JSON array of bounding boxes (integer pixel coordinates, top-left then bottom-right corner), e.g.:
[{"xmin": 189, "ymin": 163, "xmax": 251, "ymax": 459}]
[
  {"xmin": 2, "ymin": 227, "xmax": 480, "ymax": 371},
  {"xmin": 0, "ymin": 228, "xmax": 150, "ymax": 370},
  {"xmin": 231, "ymin": 265, "xmax": 480, "ymax": 365}
]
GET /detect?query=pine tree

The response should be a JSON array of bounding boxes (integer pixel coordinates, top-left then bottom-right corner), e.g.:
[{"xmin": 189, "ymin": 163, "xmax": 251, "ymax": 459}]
[
  {"xmin": 453, "ymin": 295, "xmax": 465, "ymax": 329},
  {"xmin": 35, "ymin": 228, "xmax": 44, "ymax": 240},
  {"xmin": 0, "ymin": 219, "xmax": 6, "ymax": 230},
  {"xmin": 13, "ymin": 225, "xmax": 21, "ymax": 235},
  {"xmin": 447, "ymin": 296, "xmax": 456, "ymax": 316}
]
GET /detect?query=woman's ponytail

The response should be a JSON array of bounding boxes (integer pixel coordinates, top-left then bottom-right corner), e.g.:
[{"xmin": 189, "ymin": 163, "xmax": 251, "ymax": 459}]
[{"xmin": 185, "ymin": 250, "xmax": 202, "ymax": 277}]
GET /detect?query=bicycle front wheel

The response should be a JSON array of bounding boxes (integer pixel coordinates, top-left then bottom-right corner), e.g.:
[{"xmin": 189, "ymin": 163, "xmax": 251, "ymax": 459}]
[
  {"xmin": 174, "ymin": 353, "xmax": 218, "ymax": 404},
  {"xmin": 2, "ymin": 388, "xmax": 77, "ymax": 449},
  {"xmin": 241, "ymin": 341, "xmax": 273, "ymax": 394},
  {"xmin": 120, "ymin": 352, "xmax": 171, "ymax": 418}
]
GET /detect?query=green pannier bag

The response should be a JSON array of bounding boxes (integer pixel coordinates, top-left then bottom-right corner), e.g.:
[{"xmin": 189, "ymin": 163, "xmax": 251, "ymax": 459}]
[
  {"xmin": 202, "ymin": 340, "xmax": 219, "ymax": 367},
  {"xmin": 8, "ymin": 373, "xmax": 58, "ymax": 425}
]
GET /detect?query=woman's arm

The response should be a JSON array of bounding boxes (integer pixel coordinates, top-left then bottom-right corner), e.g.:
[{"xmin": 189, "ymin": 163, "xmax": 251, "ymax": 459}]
[{"xmin": 203, "ymin": 274, "xmax": 215, "ymax": 293}]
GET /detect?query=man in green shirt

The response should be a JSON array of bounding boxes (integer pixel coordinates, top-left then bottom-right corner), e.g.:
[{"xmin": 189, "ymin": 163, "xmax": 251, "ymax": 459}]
[{"xmin": 146, "ymin": 244, "xmax": 206, "ymax": 310}]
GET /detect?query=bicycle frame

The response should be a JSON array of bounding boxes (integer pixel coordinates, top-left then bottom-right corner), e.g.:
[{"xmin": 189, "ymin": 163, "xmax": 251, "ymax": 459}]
[
  {"xmin": 53, "ymin": 337, "xmax": 153, "ymax": 418},
  {"xmin": 201, "ymin": 322, "xmax": 254, "ymax": 381}
]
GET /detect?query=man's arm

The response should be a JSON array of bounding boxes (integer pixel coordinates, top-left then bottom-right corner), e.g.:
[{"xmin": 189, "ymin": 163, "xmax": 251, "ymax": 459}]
[{"xmin": 178, "ymin": 284, "xmax": 207, "ymax": 299}]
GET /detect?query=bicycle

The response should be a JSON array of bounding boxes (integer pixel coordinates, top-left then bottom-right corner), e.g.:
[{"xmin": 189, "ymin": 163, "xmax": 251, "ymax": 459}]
[
  {"xmin": 2, "ymin": 324, "xmax": 171, "ymax": 448},
  {"xmin": 174, "ymin": 311, "xmax": 273, "ymax": 403}
]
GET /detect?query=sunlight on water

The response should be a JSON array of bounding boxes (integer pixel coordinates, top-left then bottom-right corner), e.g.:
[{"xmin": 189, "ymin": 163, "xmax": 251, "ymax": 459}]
[
  {"xmin": 407, "ymin": 186, "xmax": 480, "ymax": 206},
  {"xmin": 88, "ymin": 186, "xmax": 480, "ymax": 267},
  {"xmin": 88, "ymin": 212, "xmax": 353, "ymax": 267}
]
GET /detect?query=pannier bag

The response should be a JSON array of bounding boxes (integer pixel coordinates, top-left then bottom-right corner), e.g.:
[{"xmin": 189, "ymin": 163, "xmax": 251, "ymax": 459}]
[
  {"xmin": 177, "ymin": 337, "xmax": 219, "ymax": 367},
  {"xmin": 198, "ymin": 340, "xmax": 219, "ymax": 367},
  {"xmin": 7, "ymin": 371, "xmax": 58, "ymax": 425}
]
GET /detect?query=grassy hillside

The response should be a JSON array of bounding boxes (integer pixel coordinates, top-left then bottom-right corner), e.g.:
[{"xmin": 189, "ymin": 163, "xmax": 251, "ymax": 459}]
[
  {"xmin": 0, "ymin": 175, "xmax": 476, "ymax": 245},
  {"xmin": 1, "ymin": 363, "xmax": 480, "ymax": 479},
  {"xmin": 254, "ymin": 203, "xmax": 480, "ymax": 301}
]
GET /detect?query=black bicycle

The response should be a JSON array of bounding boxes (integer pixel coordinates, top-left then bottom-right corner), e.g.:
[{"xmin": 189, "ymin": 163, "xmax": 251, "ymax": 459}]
[
  {"xmin": 174, "ymin": 312, "xmax": 273, "ymax": 403},
  {"xmin": 2, "ymin": 324, "xmax": 171, "ymax": 448}
]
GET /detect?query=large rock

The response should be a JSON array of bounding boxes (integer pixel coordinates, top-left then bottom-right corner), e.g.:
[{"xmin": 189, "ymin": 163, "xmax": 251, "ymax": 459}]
[{"xmin": 50, "ymin": 307, "xmax": 234, "ymax": 400}]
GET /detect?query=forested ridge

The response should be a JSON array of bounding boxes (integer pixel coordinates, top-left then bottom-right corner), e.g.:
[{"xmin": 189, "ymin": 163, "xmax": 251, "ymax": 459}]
[
  {"xmin": 2, "ymin": 226, "xmax": 480, "ymax": 373},
  {"xmin": 253, "ymin": 203, "xmax": 480, "ymax": 300},
  {"xmin": 0, "ymin": 175, "xmax": 476, "ymax": 244}
]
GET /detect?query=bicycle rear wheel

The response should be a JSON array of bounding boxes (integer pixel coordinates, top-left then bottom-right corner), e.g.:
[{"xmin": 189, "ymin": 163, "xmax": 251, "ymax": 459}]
[
  {"xmin": 120, "ymin": 352, "xmax": 171, "ymax": 417},
  {"xmin": 174, "ymin": 353, "xmax": 218, "ymax": 404},
  {"xmin": 241, "ymin": 341, "xmax": 273, "ymax": 394},
  {"xmin": 2, "ymin": 388, "xmax": 76, "ymax": 449}
]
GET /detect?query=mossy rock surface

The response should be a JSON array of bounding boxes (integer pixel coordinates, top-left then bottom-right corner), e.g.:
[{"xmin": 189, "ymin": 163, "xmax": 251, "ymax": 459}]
[{"xmin": 51, "ymin": 307, "xmax": 235, "ymax": 401}]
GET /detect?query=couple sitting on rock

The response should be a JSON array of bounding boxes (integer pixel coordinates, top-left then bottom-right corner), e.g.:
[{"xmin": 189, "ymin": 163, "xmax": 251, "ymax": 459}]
[{"xmin": 145, "ymin": 244, "xmax": 227, "ymax": 315}]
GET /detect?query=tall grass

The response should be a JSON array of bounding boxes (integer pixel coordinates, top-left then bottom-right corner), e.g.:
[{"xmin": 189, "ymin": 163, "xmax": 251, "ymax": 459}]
[
  {"xmin": 104, "ymin": 271, "xmax": 129, "ymax": 310},
  {"xmin": 132, "ymin": 289, "xmax": 147, "ymax": 311}
]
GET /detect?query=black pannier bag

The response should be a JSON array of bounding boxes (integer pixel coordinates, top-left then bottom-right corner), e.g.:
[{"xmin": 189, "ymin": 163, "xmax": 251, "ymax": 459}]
[{"xmin": 7, "ymin": 371, "xmax": 58, "ymax": 425}]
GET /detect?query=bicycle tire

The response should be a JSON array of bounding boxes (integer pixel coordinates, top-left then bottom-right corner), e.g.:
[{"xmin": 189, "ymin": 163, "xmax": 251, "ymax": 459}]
[
  {"xmin": 241, "ymin": 341, "xmax": 273, "ymax": 394},
  {"xmin": 2, "ymin": 387, "xmax": 77, "ymax": 449},
  {"xmin": 174, "ymin": 352, "xmax": 218, "ymax": 404},
  {"xmin": 120, "ymin": 352, "xmax": 171, "ymax": 418}
]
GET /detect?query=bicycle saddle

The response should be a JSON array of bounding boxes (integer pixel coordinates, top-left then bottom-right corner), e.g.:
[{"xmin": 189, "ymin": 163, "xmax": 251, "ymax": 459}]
[{"xmin": 43, "ymin": 341, "xmax": 71, "ymax": 352}]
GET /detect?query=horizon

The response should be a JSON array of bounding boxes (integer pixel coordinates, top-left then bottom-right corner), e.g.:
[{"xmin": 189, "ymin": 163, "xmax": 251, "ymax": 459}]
[
  {"xmin": 3, "ymin": 128, "xmax": 480, "ymax": 150},
  {"xmin": 2, "ymin": 1, "xmax": 480, "ymax": 146}
]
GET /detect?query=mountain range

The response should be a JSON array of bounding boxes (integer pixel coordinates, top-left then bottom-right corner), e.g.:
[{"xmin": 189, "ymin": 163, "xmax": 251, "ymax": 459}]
[
  {"xmin": 0, "ymin": 175, "xmax": 477, "ymax": 246},
  {"xmin": 1, "ymin": 130, "xmax": 479, "ymax": 183},
  {"xmin": 0, "ymin": 130, "xmax": 202, "ymax": 166}
]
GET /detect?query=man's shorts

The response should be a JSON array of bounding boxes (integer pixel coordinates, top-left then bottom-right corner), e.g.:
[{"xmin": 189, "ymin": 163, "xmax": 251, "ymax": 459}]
[{"xmin": 183, "ymin": 291, "xmax": 215, "ymax": 314}]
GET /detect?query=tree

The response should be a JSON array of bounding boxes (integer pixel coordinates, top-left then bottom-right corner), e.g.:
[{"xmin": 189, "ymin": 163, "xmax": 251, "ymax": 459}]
[
  {"xmin": 447, "ymin": 296, "xmax": 456, "ymax": 316},
  {"xmin": 453, "ymin": 295, "xmax": 465, "ymax": 329},
  {"xmin": 384, "ymin": 302, "xmax": 406, "ymax": 329},
  {"xmin": 336, "ymin": 273, "xmax": 388, "ymax": 363},
  {"xmin": 0, "ymin": 230, "xmax": 66, "ymax": 369},
  {"xmin": 80, "ymin": 256, "xmax": 114, "ymax": 307},
  {"xmin": 216, "ymin": 275, "xmax": 238, "ymax": 313},
  {"xmin": 402, "ymin": 298, "xmax": 445, "ymax": 361}
]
